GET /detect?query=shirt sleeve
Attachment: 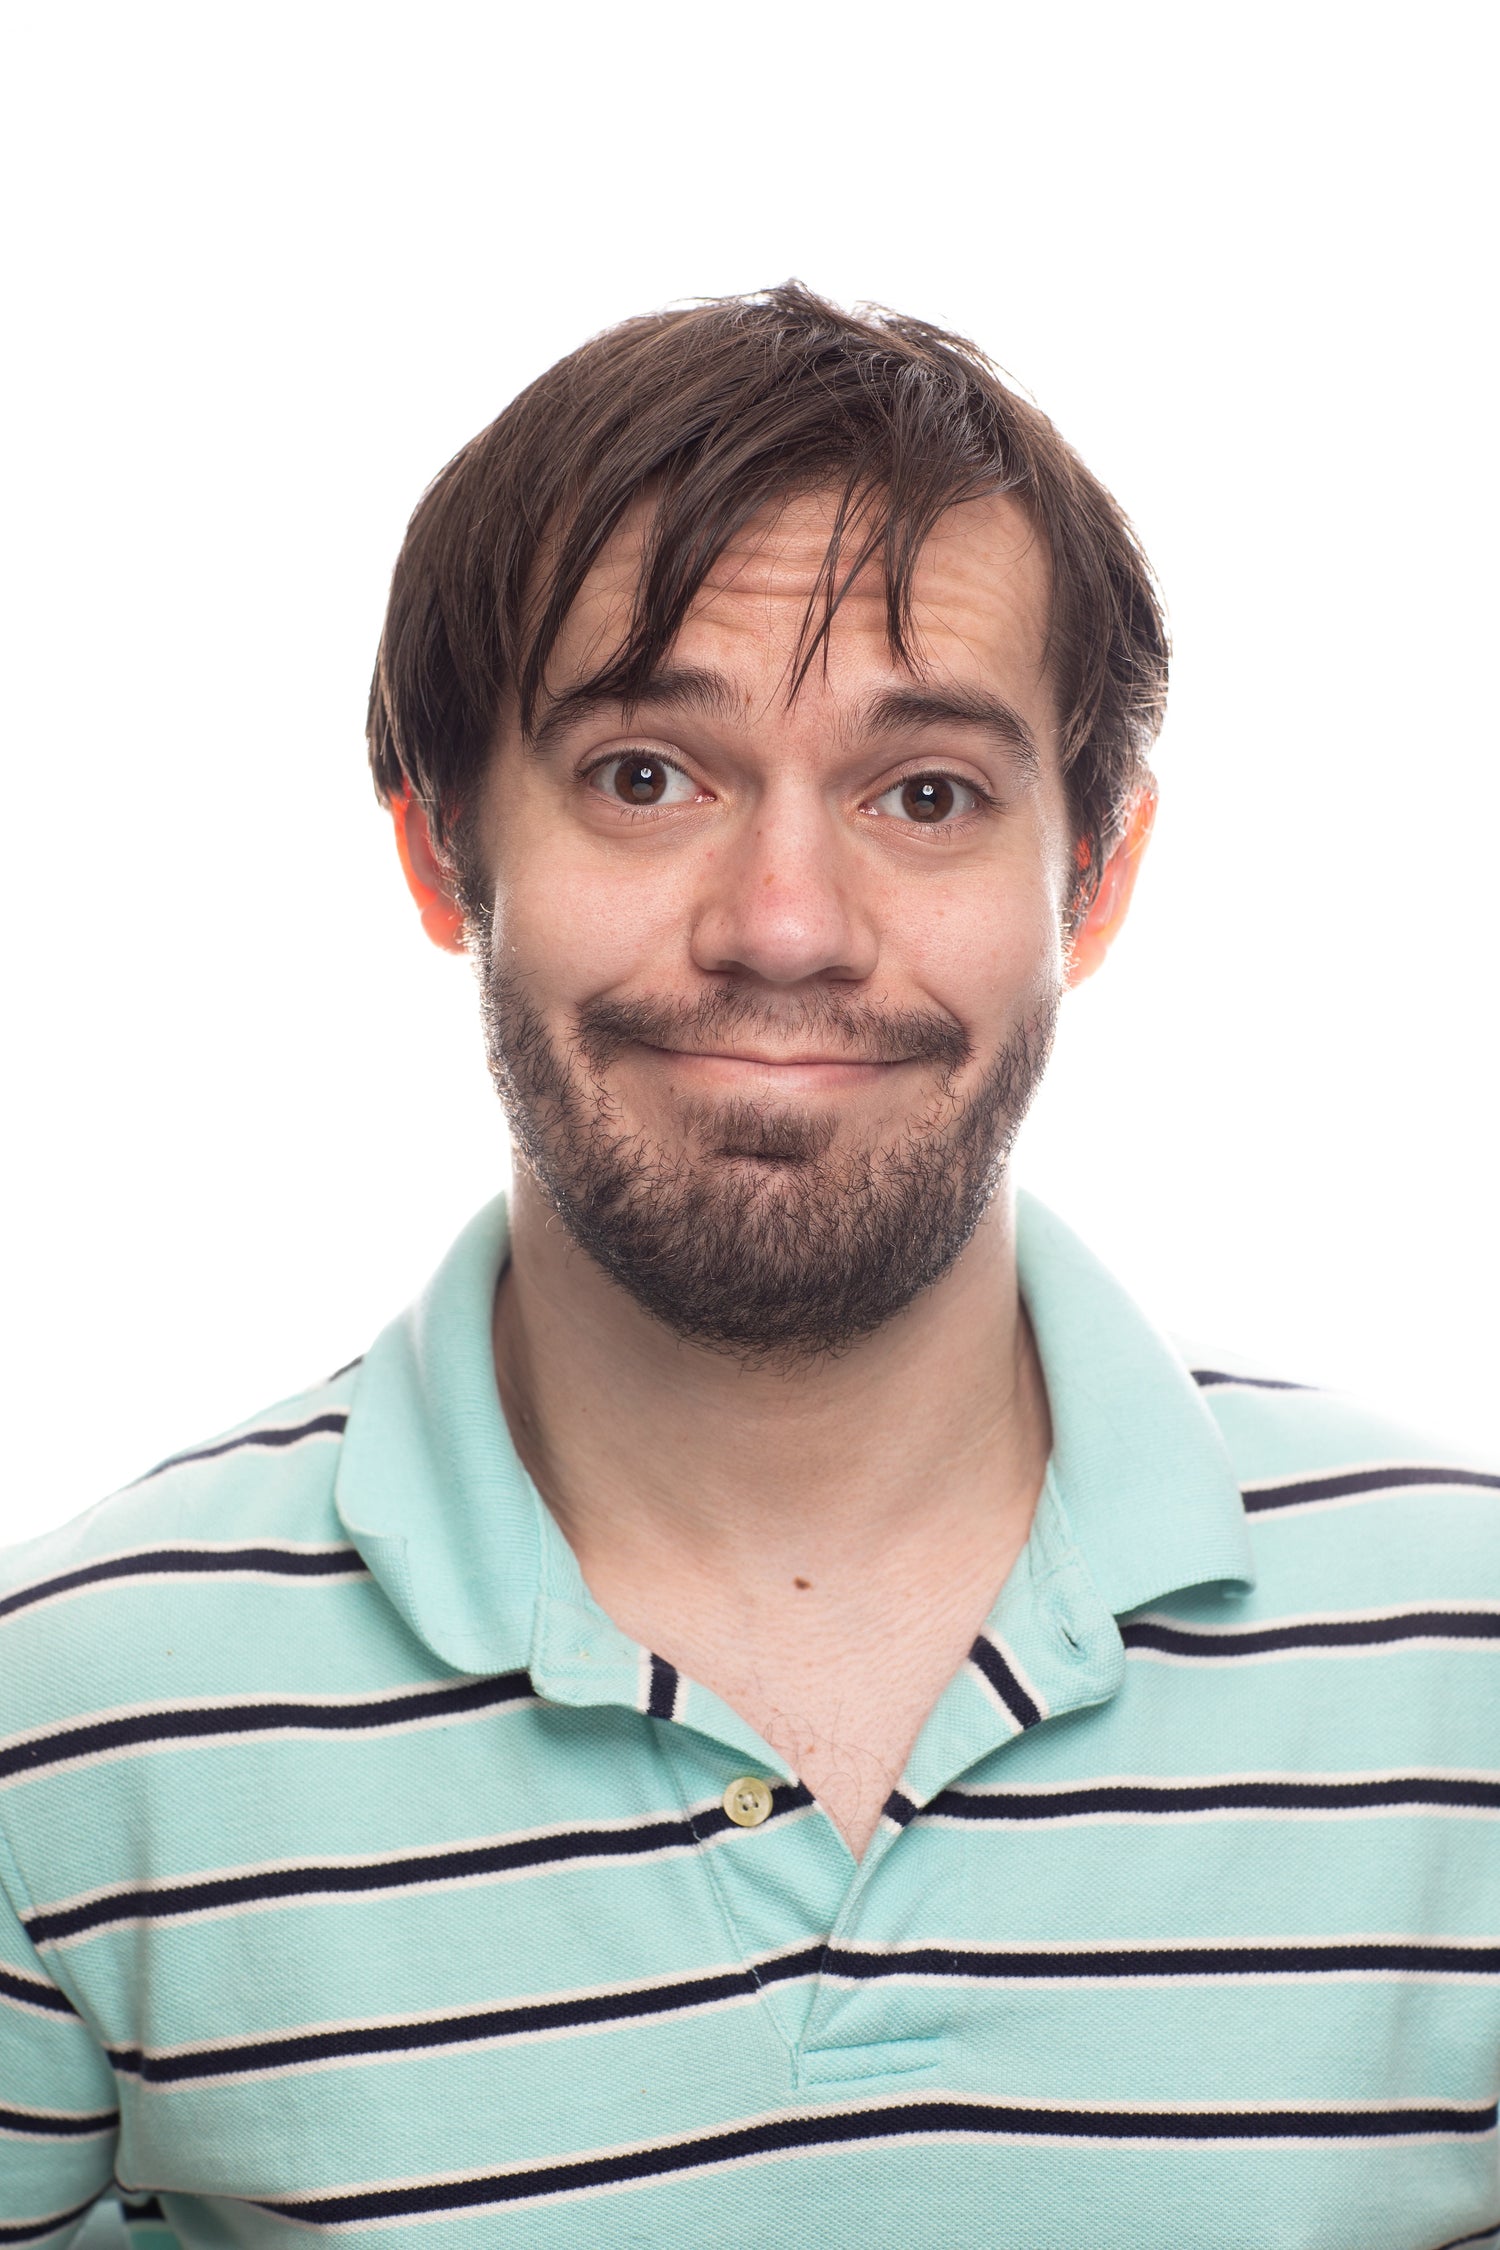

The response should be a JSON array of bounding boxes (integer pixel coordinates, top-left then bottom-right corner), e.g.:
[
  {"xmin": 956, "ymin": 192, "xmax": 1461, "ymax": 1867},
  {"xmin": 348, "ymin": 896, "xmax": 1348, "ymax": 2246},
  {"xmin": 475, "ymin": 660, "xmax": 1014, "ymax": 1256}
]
[{"xmin": 0, "ymin": 1847, "xmax": 119, "ymax": 2246}]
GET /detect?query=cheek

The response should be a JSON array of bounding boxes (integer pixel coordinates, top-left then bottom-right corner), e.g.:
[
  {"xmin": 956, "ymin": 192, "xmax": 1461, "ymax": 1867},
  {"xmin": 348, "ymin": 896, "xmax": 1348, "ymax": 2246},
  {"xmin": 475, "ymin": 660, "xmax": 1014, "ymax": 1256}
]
[
  {"xmin": 899, "ymin": 864, "xmax": 1067, "ymax": 1038},
  {"xmin": 490, "ymin": 836, "xmax": 694, "ymax": 1009}
]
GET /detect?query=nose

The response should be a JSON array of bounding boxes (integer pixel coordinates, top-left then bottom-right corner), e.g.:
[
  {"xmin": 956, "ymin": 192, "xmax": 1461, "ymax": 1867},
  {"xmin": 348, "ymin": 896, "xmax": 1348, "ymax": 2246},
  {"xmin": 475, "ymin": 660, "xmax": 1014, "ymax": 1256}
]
[{"xmin": 688, "ymin": 785, "xmax": 879, "ymax": 988}]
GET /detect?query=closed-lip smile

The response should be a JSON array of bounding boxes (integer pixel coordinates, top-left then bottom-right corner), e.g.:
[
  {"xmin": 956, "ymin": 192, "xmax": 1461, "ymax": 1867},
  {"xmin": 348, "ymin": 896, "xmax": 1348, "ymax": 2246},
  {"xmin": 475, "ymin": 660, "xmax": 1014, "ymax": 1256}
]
[{"xmin": 641, "ymin": 1043, "xmax": 903, "ymax": 1085}]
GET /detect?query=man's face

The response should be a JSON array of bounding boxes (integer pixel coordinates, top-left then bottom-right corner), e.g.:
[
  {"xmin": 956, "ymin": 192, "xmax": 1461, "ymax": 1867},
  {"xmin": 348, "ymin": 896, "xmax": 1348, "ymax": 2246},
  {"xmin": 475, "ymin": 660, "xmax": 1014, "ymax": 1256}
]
[{"xmin": 468, "ymin": 487, "xmax": 1077, "ymax": 1355}]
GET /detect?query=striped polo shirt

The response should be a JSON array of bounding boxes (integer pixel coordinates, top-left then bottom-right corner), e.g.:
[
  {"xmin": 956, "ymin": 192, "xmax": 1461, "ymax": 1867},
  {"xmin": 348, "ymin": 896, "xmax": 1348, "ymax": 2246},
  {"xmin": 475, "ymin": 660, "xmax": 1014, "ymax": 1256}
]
[{"xmin": 4, "ymin": 1193, "xmax": 1500, "ymax": 2250}]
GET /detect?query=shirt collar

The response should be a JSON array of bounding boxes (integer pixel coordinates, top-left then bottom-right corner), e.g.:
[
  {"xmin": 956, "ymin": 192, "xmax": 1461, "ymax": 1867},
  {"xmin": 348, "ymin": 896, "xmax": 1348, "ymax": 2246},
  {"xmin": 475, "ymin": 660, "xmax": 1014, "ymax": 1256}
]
[
  {"xmin": 334, "ymin": 1188, "xmax": 1254, "ymax": 1682},
  {"xmin": 1015, "ymin": 1193, "xmax": 1255, "ymax": 1615},
  {"xmin": 334, "ymin": 1195, "xmax": 547, "ymax": 1678}
]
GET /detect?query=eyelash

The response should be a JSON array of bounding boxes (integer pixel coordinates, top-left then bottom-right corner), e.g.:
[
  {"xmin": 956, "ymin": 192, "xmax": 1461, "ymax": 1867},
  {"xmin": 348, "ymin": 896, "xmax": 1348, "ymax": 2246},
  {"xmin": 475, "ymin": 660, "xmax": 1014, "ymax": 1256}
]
[
  {"xmin": 581, "ymin": 752, "xmax": 998, "ymax": 829},
  {"xmin": 865, "ymin": 774, "xmax": 998, "ymax": 829}
]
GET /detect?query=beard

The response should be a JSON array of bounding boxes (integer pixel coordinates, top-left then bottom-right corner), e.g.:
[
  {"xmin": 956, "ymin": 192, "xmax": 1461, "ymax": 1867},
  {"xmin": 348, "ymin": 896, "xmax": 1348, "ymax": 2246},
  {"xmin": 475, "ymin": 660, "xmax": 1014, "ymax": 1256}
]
[{"xmin": 479, "ymin": 962, "xmax": 1058, "ymax": 1361}]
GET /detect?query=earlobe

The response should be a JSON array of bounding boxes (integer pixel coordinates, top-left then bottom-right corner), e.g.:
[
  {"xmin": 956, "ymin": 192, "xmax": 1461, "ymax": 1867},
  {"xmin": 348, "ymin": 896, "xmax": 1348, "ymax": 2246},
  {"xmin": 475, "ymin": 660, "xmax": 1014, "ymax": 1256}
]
[
  {"xmin": 1064, "ymin": 784, "xmax": 1157, "ymax": 988},
  {"xmin": 391, "ymin": 793, "xmax": 468, "ymax": 955}
]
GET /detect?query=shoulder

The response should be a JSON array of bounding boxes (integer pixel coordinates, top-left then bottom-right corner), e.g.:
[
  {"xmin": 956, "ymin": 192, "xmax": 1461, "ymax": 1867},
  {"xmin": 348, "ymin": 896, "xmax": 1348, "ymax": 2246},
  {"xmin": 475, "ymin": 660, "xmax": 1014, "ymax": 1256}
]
[
  {"xmin": 1, "ymin": 1359, "xmax": 362, "ymax": 1590},
  {"xmin": 1182, "ymin": 1344, "xmax": 1500, "ymax": 1595},
  {"xmin": 0, "ymin": 1360, "xmax": 369, "ymax": 1737}
]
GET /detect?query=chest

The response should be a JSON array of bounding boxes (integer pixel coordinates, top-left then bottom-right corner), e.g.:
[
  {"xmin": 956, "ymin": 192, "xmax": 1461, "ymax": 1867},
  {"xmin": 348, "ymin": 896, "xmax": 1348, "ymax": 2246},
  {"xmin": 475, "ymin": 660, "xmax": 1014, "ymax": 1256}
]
[{"xmin": 67, "ymin": 1662, "xmax": 1500, "ymax": 2249}]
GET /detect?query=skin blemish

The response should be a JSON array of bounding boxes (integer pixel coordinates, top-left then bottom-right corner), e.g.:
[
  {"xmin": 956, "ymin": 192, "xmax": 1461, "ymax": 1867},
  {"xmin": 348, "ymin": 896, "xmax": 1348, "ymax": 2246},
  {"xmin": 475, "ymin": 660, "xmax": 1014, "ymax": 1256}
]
[{"xmin": 793, "ymin": 1577, "xmax": 812, "ymax": 1590}]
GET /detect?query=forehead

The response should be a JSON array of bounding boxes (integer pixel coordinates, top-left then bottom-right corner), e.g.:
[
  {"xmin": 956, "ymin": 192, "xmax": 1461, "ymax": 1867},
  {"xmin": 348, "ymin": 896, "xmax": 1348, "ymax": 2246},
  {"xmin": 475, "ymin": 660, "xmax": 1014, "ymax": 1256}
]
[{"xmin": 544, "ymin": 486, "xmax": 1055, "ymax": 719}]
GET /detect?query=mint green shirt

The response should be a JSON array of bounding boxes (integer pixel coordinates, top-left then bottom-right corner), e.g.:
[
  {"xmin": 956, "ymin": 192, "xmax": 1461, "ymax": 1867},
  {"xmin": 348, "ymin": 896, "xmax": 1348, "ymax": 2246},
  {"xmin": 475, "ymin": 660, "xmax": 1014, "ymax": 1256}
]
[{"xmin": 3, "ymin": 1194, "xmax": 1500, "ymax": 2247}]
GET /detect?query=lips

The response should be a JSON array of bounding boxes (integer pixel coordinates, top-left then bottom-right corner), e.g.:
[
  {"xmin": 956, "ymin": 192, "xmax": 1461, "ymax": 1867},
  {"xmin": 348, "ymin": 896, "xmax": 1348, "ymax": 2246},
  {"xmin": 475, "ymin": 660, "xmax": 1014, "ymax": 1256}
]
[
  {"xmin": 648, "ymin": 1045, "xmax": 900, "ymax": 1068},
  {"xmin": 573, "ymin": 993, "xmax": 971, "ymax": 1076}
]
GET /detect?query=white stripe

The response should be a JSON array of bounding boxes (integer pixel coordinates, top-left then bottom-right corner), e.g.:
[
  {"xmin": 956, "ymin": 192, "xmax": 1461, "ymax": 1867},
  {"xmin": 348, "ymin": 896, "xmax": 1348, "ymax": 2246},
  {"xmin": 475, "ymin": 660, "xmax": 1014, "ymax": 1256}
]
[
  {"xmin": 952, "ymin": 1764, "xmax": 1500, "ymax": 1793},
  {"xmin": 1243, "ymin": 1460, "xmax": 1496, "ymax": 1519},
  {"xmin": 0, "ymin": 1975, "xmax": 72, "ymax": 2021},
  {"xmin": 1127, "ymin": 1639, "xmax": 1500, "ymax": 1669},
  {"xmin": 924, "ymin": 1767, "xmax": 1500, "ymax": 1828},
  {"xmin": 28, "ymin": 1797, "xmax": 817, "ymax": 1949},
  {"xmin": 821, "ymin": 1937, "xmax": 1500, "ymax": 1986},
  {"xmin": 1242, "ymin": 1459, "xmax": 1492, "ymax": 1491},
  {"xmin": 255, "ymin": 2090, "xmax": 1496, "ymax": 2229},
  {"xmin": 1136, "ymin": 1602, "xmax": 1500, "ymax": 1632},
  {"xmin": 0, "ymin": 2104, "xmax": 114, "ymax": 2140},
  {"xmin": 126, "ymin": 1928, "xmax": 1500, "ymax": 2093},
  {"xmin": 0, "ymin": 1679, "xmax": 532, "ymax": 1791},
  {"xmin": 141, "ymin": 1987, "xmax": 765, "ymax": 2087},
  {"xmin": 826, "ymin": 1928, "xmax": 1500, "ymax": 1956},
  {"xmin": 1125, "ymin": 1601, "xmax": 1500, "ymax": 1665},
  {"xmin": 0, "ymin": 1541, "xmax": 364, "ymax": 1622},
  {"xmin": 969, "ymin": 1632, "xmax": 1049, "ymax": 1724},
  {"xmin": 127, "ymin": 1414, "xmax": 349, "ymax": 1488},
  {"xmin": 121, "ymin": 1947, "xmax": 823, "ymax": 2088}
]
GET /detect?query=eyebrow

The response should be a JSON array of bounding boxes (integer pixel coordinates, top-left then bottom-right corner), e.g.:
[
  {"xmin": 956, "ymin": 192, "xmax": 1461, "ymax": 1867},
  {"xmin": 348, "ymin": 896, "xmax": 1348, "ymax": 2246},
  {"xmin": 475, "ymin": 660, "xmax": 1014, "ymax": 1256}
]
[
  {"xmin": 527, "ymin": 667, "xmax": 741, "ymax": 759},
  {"xmin": 528, "ymin": 666, "xmax": 1040, "ymax": 778},
  {"xmin": 859, "ymin": 685, "xmax": 1040, "ymax": 777}
]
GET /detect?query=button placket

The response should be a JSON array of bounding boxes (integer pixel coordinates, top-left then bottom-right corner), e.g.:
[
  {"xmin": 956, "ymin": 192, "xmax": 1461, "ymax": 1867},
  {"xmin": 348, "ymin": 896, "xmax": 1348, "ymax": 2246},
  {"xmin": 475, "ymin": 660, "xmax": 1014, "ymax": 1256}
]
[
  {"xmin": 790, "ymin": 1813, "xmax": 947, "ymax": 2090},
  {"xmin": 653, "ymin": 1722, "xmax": 851, "ymax": 2073}
]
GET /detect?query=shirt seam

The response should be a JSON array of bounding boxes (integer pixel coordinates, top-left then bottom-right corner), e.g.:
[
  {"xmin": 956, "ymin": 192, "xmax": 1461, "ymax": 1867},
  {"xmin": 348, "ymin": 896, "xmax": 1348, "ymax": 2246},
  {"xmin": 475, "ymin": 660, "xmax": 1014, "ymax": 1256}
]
[{"xmin": 0, "ymin": 1785, "xmax": 97, "ymax": 2023}]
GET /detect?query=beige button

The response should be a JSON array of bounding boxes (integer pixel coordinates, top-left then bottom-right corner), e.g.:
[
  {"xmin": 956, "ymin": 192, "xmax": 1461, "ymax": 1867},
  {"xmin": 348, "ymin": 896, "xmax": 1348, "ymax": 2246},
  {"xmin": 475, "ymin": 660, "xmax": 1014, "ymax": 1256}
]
[{"xmin": 723, "ymin": 1775, "xmax": 775, "ymax": 1828}]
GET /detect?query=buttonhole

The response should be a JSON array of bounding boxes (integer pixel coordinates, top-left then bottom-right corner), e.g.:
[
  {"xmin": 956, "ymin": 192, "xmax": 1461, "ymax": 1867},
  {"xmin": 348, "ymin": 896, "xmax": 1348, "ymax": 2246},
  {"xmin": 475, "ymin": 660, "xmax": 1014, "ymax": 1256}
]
[{"xmin": 1059, "ymin": 1624, "xmax": 1081, "ymax": 1652}]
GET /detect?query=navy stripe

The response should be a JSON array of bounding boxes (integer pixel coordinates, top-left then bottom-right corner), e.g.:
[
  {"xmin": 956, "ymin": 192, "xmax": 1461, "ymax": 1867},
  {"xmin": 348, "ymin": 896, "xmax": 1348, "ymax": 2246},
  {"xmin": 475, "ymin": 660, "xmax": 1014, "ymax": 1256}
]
[
  {"xmin": 824, "ymin": 1939, "xmax": 1500, "ymax": 1981},
  {"xmin": 1246, "ymin": 1465, "xmax": 1500, "ymax": 1514},
  {"xmin": 1122, "ymin": 1611, "xmax": 1500, "ymax": 1659},
  {"xmin": 26, "ymin": 1783, "xmax": 816, "ymax": 1945},
  {"xmin": 929, "ymin": 1775, "xmax": 1500, "ymax": 1822},
  {"xmin": 119, "ymin": 2201, "xmax": 167, "ymax": 2228},
  {"xmin": 0, "ymin": 1670, "xmax": 533, "ymax": 1786},
  {"xmin": 0, "ymin": 1963, "xmax": 75, "ymax": 2016},
  {"xmin": 646, "ymin": 1656, "xmax": 678, "ymax": 1721},
  {"xmin": 106, "ymin": 1935, "xmax": 1500, "ymax": 2086},
  {"xmin": 882, "ymin": 1790, "xmax": 916, "ymax": 1827},
  {"xmin": 0, "ymin": 2196, "xmax": 105, "ymax": 2245},
  {"xmin": 0, "ymin": 1544, "xmax": 368, "ymax": 1624},
  {"xmin": 110, "ymin": 1945, "xmax": 829, "ymax": 2085},
  {"xmin": 254, "ymin": 2098, "xmax": 1499, "ymax": 2220},
  {"xmin": 129, "ymin": 1411, "xmax": 349, "ymax": 1487},
  {"xmin": 1192, "ymin": 1369, "xmax": 1311, "ymax": 1392},
  {"xmin": 0, "ymin": 2100, "xmax": 115, "ymax": 2139},
  {"xmin": 969, "ymin": 1635, "xmax": 1042, "ymax": 1729}
]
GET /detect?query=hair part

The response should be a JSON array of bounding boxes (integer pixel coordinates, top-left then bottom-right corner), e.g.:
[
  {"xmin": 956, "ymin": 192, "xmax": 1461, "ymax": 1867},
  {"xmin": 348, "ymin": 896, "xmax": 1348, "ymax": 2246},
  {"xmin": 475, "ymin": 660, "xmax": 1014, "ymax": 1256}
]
[{"xmin": 367, "ymin": 282, "xmax": 1169, "ymax": 907}]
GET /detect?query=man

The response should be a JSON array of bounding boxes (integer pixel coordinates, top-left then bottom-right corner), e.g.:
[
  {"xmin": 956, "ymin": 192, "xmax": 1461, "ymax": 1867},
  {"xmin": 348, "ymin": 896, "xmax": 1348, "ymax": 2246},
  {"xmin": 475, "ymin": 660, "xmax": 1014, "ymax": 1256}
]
[{"xmin": 3, "ymin": 285, "xmax": 1497, "ymax": 2249}]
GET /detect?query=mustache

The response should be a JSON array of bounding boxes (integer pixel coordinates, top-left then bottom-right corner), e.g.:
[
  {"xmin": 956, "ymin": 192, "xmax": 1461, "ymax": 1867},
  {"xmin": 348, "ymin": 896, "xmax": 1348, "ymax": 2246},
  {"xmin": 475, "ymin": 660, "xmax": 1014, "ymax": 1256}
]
[{"xmin": 572, "ymin": 988, "xmax": 972, "ymax": 1075}]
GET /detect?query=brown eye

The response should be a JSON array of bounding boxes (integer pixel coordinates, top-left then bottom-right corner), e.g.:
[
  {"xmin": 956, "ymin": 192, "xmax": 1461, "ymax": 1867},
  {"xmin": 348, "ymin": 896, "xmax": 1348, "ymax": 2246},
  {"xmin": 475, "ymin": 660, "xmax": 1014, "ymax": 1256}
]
[
  {"xmin": 900, "ymin": 775, "xmax": 955, "ymax": 822},
  {"xmin": 616, "ymin": 758, "xmax": 667, "ymax": 805},
  {"xmin": 588, "ymin": 752, "xmax": 700, "ymax": 810}
]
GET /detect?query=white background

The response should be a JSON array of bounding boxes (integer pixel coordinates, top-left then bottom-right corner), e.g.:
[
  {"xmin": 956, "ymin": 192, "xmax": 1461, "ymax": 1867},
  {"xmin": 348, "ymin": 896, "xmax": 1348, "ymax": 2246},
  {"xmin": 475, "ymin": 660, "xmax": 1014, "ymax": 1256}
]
[{"xmin": 2, "ymin": 1, "xmax": 1496, "ymax": 1546}]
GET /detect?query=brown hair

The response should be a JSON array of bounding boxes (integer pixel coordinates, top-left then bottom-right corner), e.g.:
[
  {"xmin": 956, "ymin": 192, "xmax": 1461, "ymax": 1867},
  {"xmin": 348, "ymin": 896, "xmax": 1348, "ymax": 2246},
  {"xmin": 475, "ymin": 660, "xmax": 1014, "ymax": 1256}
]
[{"xmin": 367, "ymin": 282, "xmax": 1167, "ymax": 902}]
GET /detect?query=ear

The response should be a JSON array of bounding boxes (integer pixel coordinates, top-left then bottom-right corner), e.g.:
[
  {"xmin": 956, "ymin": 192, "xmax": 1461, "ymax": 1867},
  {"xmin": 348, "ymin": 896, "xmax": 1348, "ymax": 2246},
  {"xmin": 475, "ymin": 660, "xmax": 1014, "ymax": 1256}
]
[
  {"xmin": 390, "ymin": 793, "xmax": 468, "ymax": 955},
  {"xmin": 1064, "ymin": 784, "xmax": 1157, "ymax": 988}
]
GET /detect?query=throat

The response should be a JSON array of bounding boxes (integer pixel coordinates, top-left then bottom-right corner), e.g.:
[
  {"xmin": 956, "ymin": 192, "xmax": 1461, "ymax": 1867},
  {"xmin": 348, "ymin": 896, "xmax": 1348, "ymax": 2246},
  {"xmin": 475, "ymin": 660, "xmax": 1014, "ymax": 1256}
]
[
  {"xmin": 568, "ymin": 1504, "xmax": 1039, "ymax": 1860},
  {"xmin": 492, "ymin": 1176, "xmax": 1052, "ymax": 1855}
]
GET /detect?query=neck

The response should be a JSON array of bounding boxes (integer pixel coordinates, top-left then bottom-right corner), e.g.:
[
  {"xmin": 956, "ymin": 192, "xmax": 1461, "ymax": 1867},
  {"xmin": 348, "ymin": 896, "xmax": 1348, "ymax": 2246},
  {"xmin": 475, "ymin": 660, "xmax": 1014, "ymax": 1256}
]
[{"xmin": 492, "ymin": 1168, "xmax": 1051, "ymax": 1598}]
